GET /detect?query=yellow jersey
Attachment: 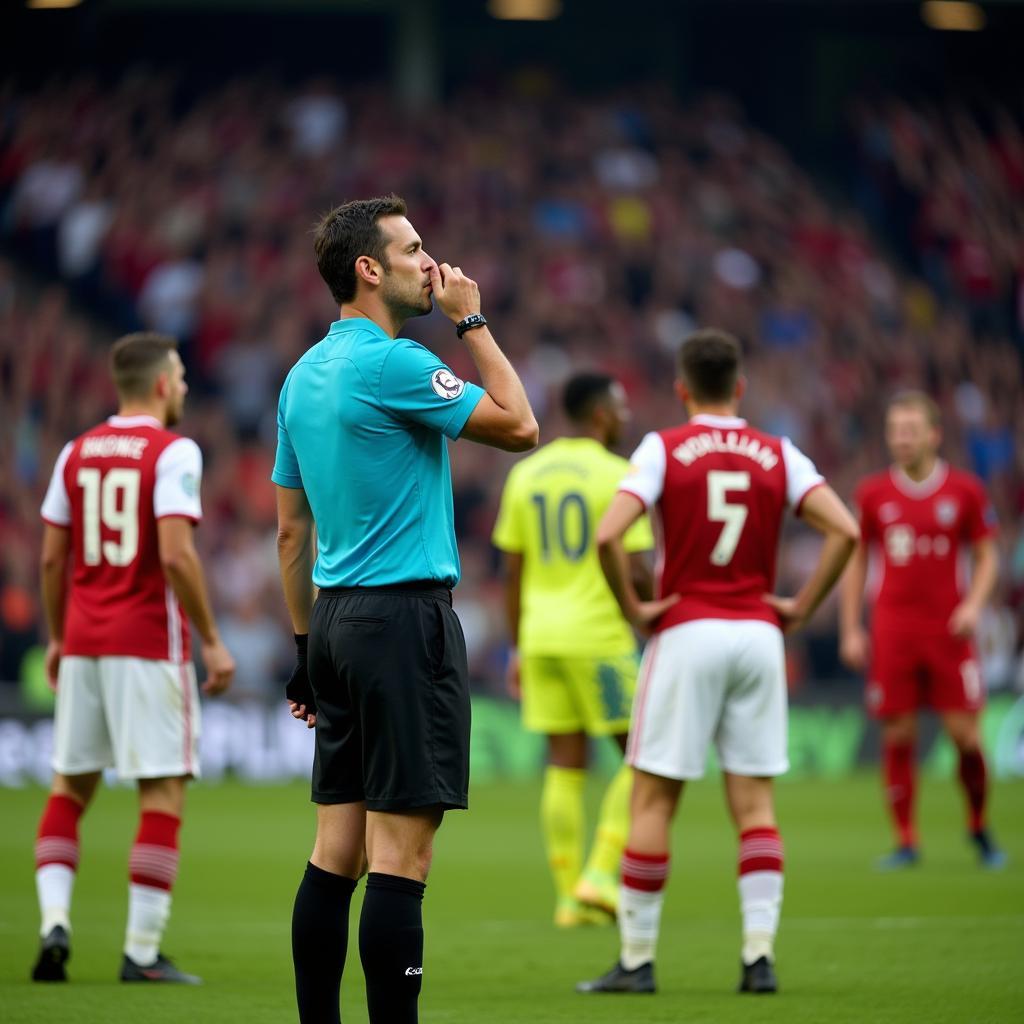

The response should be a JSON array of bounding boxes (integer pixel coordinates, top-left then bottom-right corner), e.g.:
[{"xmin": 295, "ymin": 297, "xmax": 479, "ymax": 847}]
[{"xmin": 492, "ymin": 436, "xmax": 654, "ymax": 656}]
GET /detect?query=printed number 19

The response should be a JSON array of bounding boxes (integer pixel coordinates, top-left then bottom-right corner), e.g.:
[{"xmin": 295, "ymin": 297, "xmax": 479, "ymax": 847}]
[
  {"xmin": 707, "ymin": 470, "xmax": 750, "ymax": 566},
  {"xmin": 77, "ymin": 467, "xmax": 141, "ymax": 566}
]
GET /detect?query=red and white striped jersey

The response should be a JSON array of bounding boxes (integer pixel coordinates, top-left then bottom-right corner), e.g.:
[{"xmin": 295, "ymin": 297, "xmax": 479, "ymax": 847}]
[
  {"xmin": 620, "ymin": 413, "xmax": 824, "ymax": 632},
  {"xmin": 41, "ymin": 415, "xmax": 203, "ymax": 663}
]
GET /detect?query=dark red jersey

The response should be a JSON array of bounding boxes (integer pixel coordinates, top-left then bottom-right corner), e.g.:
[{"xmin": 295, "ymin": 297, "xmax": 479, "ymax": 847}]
[
  {"xmin": 620, "ymin": 414, "xmax": 824, "ymax": 632},
  {"xmin": 41, "ymin": 415, "xmax": 203, "ymax": 662},
  {"xmin": 855, "ymin": 461, "xmax": 996, "ymax": 630}
]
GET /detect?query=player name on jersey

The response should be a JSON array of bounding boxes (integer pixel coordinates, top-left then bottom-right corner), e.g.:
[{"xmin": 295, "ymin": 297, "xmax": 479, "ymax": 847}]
[
  {"xmin": 80, "ymin": 435, "xmax": 150, "ymax": 460},
  {"xmin": 671, "ymin": 429, "xmax": 780, "ymax": 471}
]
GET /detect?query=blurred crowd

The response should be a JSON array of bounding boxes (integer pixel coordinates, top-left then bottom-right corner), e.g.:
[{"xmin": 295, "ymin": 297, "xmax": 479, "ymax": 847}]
[{"xmin": 1, "ymin": 72, "xmax": 1021, "ymax": 702}]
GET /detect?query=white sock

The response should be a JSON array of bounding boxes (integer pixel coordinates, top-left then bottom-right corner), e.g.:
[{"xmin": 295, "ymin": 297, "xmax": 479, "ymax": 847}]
[
  {"xmin": 619, "ymin": 885, "xmax": 665, "ymax": 970},
  {"xmin": 739, "ymin": 870, "xmax": 783, "ymax": 964},
  {"xmin": 124, "ymin": 883, "xmax": 172, "ymax": 966},
  {"xmin": 36, "ymin": 864, "xmax": 75, "ymax": 937}
]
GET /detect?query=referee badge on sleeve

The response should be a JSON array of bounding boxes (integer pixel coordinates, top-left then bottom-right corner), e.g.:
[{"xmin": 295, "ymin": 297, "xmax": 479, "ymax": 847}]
[{"xmin": 431, "ymin": 368, "xmax": 466, "ymax": 400}]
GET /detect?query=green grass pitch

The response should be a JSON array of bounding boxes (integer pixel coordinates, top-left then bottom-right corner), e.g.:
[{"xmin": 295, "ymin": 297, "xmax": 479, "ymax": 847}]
[{"xmin": 1, "ymin": 774, "xmax": 1021, "ymax": 1023}]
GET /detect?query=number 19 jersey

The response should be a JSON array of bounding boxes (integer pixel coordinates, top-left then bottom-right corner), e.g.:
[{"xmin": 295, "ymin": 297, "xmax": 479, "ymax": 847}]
[
  {"xmin": 492, "ymin": 437, "xmax": 654, "ymax": 656},
  {"xmin": 40, "ymin": 415, "xmax": 203, "ymax": 662},
  {"xmin": 621, "ymin": 414, "xmax": 823, "ymax": 633}
]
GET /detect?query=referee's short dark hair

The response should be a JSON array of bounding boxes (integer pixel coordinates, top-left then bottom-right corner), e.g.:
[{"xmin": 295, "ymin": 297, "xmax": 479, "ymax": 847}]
[
  {"xmin": 677, "ymin": 328, "xmax": 742, "ymax": 403},
  {"xmin": 563, "ymin": 373, "xmax": 615, "ymax": 423},
  {"xmin": 110, "ymin": 332, "xmax": 178, "ymax": 399},
  {"xmin": 314, "ymin": 195, "xmax": 408, "ymax": 305}
]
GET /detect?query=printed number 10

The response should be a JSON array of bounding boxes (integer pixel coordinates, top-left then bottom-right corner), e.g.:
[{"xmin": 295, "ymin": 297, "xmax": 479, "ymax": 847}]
[{"xmin": 531, "ymin": 492, "xmax": 589, "ymax": 561}]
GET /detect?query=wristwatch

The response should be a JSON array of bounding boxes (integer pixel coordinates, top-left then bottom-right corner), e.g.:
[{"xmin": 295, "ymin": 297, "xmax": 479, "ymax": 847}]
[{"xmin": 456, "ymin": 313, "xmax": 488, "ymax": 339}]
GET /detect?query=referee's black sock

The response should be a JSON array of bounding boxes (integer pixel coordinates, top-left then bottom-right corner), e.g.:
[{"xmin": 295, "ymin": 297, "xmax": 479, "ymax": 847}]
[
  {"xmin": 359, "ymin": 872, "xmax": 426, "ymax": 1024},
  {"xmin": 292, "ymin": 861, "xmax": 357, "ymax": 1024}
]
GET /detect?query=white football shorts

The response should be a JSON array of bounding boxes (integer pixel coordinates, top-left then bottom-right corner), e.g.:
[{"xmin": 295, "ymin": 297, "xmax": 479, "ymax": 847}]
[
  {"xmin": 626, "ymin": 618, "xmax": 788, "ymax": 780},
  {"xmin": 52, "ymin": 655, "xmax": 201, "ymax": 780}
]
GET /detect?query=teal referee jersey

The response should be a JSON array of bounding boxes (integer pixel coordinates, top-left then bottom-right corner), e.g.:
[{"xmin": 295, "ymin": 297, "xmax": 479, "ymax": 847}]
[{"xmin": 272, "ymin": 317, "xmax": 485, "ymax": 588}]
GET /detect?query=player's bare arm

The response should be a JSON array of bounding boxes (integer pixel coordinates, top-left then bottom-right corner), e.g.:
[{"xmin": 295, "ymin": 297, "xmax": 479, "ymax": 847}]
[
  {"xmin": 629, "ymin": 551, "xmax": 655, "ymax": 602},
  {"xmin": 949, "ymin": 536, "xmax": 998, "ymax": 638},
  {"xmin": 157, "ymin": 516, "xmax": 235, "ymax": 694},
  {"xmin": 39, "ymin": 524, "xmax": 71, "ymax": 690},
  {"xmin": 430, "ymin": 262, "xmax": 539, "ymax": 452},
  {"xmin": 597, "ymin": 491, "xmax": 679, "ymax": 632},
  {"xmin": 763, "ymin": 485, "xmax": 860, "ymax": 634},
  {"xmin": 500, "ymin": 551, "xmax": 524, "ymax": 699},
  {"xmin": 838, "ymin": 541, "xmax": 870, "ymax": 670},
  {"xmin": 276, "ymin": 484, "xmax": 317, "ymax": 727}
]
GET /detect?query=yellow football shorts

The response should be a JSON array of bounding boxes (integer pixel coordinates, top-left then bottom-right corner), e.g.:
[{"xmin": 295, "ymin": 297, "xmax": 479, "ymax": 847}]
[{"xmin": 520, "ymin": 652, "xmax": 639, "ymax": 736}]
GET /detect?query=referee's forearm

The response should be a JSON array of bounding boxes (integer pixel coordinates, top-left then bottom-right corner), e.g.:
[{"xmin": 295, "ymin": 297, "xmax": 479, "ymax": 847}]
[
  {"xmin": 462, "ymin": 327, "xmax": 535, "ymax": 426},
  {"xmin": 277, "ymin": 532, "xmax": 315, "ymax": 634}
]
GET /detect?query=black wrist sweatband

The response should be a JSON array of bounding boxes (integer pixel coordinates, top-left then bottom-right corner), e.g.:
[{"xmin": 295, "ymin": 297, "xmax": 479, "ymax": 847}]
[
  {"xmin": 294, "ymin": 633, "xmax": 308, "ymax": 663},
  {"xmin": 456, "ymin": 313, "xmax": 487, "ymax": 338}
]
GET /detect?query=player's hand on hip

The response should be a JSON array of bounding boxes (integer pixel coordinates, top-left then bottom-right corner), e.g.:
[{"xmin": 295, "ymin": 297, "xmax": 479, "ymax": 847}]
[
  {"xmin": 762, "ymin": 594, "xmax": 807, "ymax": 635},
  {"xmin": 948, "ymin": 601, "xmax": 980, "ymax": 638},
  {"xmin": 200, "ymin": 637, "xmax": 235, "ymax": 695},
  {"xmin": 429, "ymin": 262, "xmax": 480, "ymax": 323},
  {"xmin": 45, "ymin": 640, "xmax": 62, "ymax": 691},
  {"xmin": 839, "ymin": 626, "xmax": 870, "ymax": 671},
  {"xmin": 630, "ymin": 594, "xmax": 680, "ymax": 636}
]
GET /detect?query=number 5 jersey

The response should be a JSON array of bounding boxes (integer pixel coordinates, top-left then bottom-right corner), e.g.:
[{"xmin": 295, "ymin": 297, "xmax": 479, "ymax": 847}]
[
  {"xmin": 40, "ymin": 415, "xmax": 203, "ymax": 663},
  {"xmin": 620, "ymin": 414, "xmax": 824, "ymax": 633}
]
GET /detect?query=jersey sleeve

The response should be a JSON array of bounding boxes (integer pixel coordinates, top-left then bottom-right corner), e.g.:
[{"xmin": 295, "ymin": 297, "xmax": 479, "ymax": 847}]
[
  {"xmin": 40, "ymin": 441, "xmax": 74, "ymax": 526},
  {"xmin": 271, "ymin": 371, "xmax": 303, "ymax": 489},
  {"xmin": 781, "ymin": 437, "xmax": 825, "ymax": 512},
  {"xmin": 379, "ymin": 338, "xmax": 485, "ymax": 440},
  {"xmin": 491, "ymin": 466, "xmax": 525, "ymax": 553},
  {"xmin": 964, "ymin": 477, "xmax": 998, "ymax": 541},
  {"xmin": 619, "ymin": 432, "xmax": 665, "ymax": 508},
  {"xmin": 154, "ymin": 438, "xmax": 203, "ymax": 521}
]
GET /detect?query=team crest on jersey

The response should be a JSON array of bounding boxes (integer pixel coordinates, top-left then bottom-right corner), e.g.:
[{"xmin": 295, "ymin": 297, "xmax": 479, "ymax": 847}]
[
  {"xmin": 934, "ymin": 498, "xmax": 958, "ymax": 527},
  {"xmin": 431, "ymin": 368, "xmax": 465, "ymax": 400},
  {"xmin": 878, "ymin": 501, "xmax": 901, "ymax": 524}
]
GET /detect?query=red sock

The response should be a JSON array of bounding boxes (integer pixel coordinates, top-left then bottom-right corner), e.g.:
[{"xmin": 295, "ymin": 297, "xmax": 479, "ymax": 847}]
[
  {"xmin": 882, "ymin": 741, "xmax": 916, "ymax": 848},
  {"xmin": 129, "ymin": 811, "xmax": 181, "ymax": 891},
  {"xmin": 958, "ymin": 749, "xmax": 988, "ymax": 834},
  {"xmin": 621, "ymin": 848, "xmax": 670, "ymax": 893},
  {"xmin": 36, "ymin": 795, "xmax": 84, "ymax": 870},
  {"xmin": 738, "ymin": 827, "xmax": 784, "ymax": 875}
]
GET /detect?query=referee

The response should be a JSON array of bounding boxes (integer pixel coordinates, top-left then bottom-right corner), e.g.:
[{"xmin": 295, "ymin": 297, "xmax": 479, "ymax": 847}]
[{"xmin": 273, "ymin": 195, "xmax": 537, "ymax": 1024}]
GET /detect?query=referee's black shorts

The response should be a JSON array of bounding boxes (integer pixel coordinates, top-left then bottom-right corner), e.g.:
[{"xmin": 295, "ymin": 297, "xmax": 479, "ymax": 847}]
[{"xmin": 307, "ymin": 581, "xmax": 471, "ymax": 811}]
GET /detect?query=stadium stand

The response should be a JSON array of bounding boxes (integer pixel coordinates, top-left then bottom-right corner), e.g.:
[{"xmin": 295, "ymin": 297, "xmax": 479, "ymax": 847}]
[{"xmin": 1, "ymin": 73, "xmax": 1021, "ymax": 697}]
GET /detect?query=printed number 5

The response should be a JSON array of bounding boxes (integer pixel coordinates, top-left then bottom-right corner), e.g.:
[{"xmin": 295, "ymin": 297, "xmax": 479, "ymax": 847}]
[{"xmin": 707, "ymin": 470, "xmax": 750, "ymax": 566}]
